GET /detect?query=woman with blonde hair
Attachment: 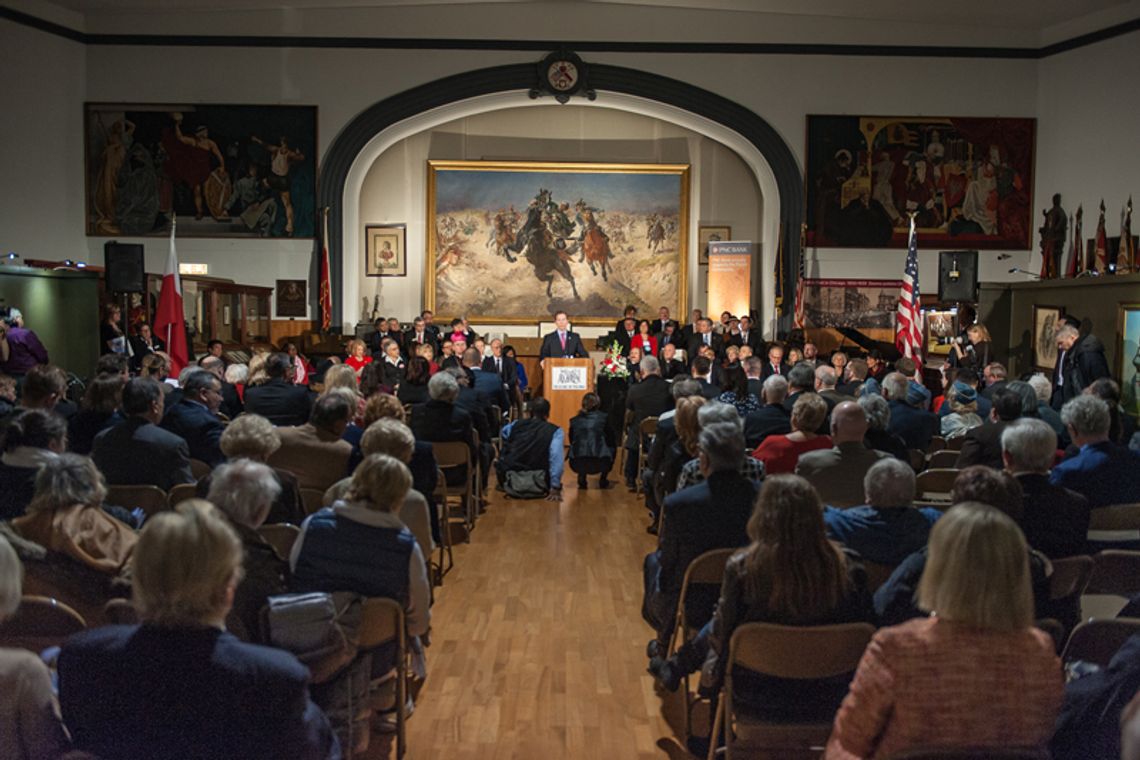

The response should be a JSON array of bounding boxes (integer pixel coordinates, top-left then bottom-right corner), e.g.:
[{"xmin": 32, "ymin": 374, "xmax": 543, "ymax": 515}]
[
  {"xmin": 321, "ymin": 363, "xmax": 366, "ymax": 425},
  {"xmin": 826, "ymin": 502, "xmax": 1063, "ymax": 758},
  {"xmin": 57, "ymin": 500, "xmax": 338, "ymax": 759},
  {"xmin": 246, "ymin": 350, "xmax": 270, "ymax": 387},
  {"xmin": 951, "ymin": 322, "xmax": 993, "ymax": 371},
  {"xmin": 344, "ymin": 338, "xmax": 372, "ymax": 377},
  {"xmin": 751, "ymin": 393, "xmax": 832, "ymax": 474},
  {"xmin": 140, "ymin": 352, "xmax": 173, "ymax": 392}
]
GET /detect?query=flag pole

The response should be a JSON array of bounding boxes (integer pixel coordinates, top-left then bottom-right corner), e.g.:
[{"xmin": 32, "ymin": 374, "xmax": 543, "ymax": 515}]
[{"xmin": 166, "ymin": 213, "xmax": 176, "ymax": 350}]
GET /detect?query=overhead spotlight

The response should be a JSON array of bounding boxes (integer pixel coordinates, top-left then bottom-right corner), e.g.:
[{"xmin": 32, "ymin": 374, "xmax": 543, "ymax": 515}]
[{"xmin": 76, "ymin": 261, "xmax": 87, "ymax": 268}]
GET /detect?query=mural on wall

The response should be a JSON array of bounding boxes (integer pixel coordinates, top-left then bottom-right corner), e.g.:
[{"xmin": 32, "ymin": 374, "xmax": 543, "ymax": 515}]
[
  {"xmin": 801, "ymin": 278, "xmax": 900, "ymax": 329},
  {"xmin": 805, "ymin": 115, "xmax": 1035, "ymax": 250},
  {"xmin": 85, "ymin": 103, "xmax": 317, "ymax": 238},
  {"xmin": 426, "ymin": 160, "xmax": 689, "ymax": 325}
]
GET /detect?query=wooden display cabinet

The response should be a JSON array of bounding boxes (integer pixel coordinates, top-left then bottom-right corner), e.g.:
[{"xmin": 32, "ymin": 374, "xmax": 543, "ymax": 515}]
[{"xmin": 142, "ymin": 274, "xmax": 271, "ymax": 353}]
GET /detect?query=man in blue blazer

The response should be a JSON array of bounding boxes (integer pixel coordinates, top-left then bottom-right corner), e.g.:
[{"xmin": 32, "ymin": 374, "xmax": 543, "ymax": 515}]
[
  {"xmin": 244, "ymin": 353, "xmax": 315, "ymax": 427},
  {"xmin": 93, "ymin": 377, "xmax": 195, "ymax": 492},
  {"xmin": 161, "ymin": 369, "xmax": 226, "ymax": 466},
  {"xmin": 464, "ymin": 348, "xmax": 509, "ymax": 413},
  {"xmin": 1051, "ymin": 395, "xmax": 1140, "ymax": 508},
  {"xmin": 539, "ymin": 310, "xmax": 590, "ymax": 365}
]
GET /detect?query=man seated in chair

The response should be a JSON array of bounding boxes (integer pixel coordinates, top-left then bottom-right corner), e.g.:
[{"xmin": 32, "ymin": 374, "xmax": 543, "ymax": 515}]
[
  {"xmin": 93, "ymin": 377, "xmax": 195, "ymax": 492},
  {"xmin": 496, "ymin": 398, "xmax": 563, "ymax": 502},
  {"xmin": 160, "ymin": 370, "xmax": 226, "ymax": 467}
]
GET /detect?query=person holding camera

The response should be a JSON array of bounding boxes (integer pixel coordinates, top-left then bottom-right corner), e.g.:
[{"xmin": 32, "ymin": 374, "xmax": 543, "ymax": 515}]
[
  {"xmin": 950, "ymin": 324, "xmax": 993, "ymax": 372},
  {"xmin": 0, "ymin": 307, "xmax": 48, "ymax": 382}
]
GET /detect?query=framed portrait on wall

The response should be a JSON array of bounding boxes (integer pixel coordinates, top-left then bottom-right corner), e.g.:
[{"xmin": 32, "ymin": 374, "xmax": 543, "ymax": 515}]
[
  {"xmin": 1118, "ymin": 303, "xmax": 1140, "ymax": 419},
  {"xmin": 365, "ymin": 225, "xmax": 406, "ymax": 277},
  {"xmin": 1032, "ymin": 305, "xmax": 1064, "ymax": 371},
  {"xmin": 275, "ymin": 279, "xmax": 307, "ymax": 317},
  {"xmin": 698, "ymin": 225, "xmax": 731, "ymax": 265}
]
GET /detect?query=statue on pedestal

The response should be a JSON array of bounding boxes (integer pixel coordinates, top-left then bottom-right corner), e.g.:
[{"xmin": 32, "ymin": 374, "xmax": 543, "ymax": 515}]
[{"xmin": 1039, "ymin": 193, "xmax": 1067, "ymax": 279}]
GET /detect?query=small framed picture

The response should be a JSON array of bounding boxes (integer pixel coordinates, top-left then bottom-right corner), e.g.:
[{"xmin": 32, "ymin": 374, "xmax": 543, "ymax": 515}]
[
  {"xmin": 698, "ymin": 224, "xmax": 730, "ymax": 265},
  {"xmin": 276, "ymin": 279, "xmax": 307, "ymax": 317},
  {"xmin": 1033, "ymin": 305, "xmax": 1064, "ymax": 371},
  {"xmin": 366, "ymin": 224, "xmax": 406, "ymax": 277}
]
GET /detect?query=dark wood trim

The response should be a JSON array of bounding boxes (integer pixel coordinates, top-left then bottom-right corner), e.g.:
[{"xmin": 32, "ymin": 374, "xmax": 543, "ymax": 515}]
[{"xmin": 3, "ymin": 5, "xmax": 1138, "ymax": 60}]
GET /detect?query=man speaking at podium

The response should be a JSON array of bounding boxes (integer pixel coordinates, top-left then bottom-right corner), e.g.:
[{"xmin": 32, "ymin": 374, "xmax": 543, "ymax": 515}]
[{"xmin": 539, "ymin": 310, "xmax": 590, "ymax": 367}]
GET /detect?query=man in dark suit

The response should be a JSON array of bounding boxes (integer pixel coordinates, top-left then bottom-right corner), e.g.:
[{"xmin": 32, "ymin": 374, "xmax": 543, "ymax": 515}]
[
  {"xmin": 57, "ymin": 503, "xmax": 338, "ymax": 760},
  {"xmin": 615, "ymin": 317, "xmax": 638, "ymax": 357},
  {"xmin": 127, "ymin": 323, "xmax": 165, "ymax": 372},
  {"xmin": 198, "ymin": 355, "xmax": 243, "ymax": 420},
  {"xmin": 623, "ymin": 356, "xmax": 674, "ymax": 489},
  {"xmin": 410, "ymin": 370, "xmax": 481, "ymax": 489},
  {"xmin": 1055, "ymin": 323, "xmax": 1112, "ymax": 408},
  {"xmin": 483, "ymin": 337, "xmax": 518, "ymax": 393},
  {"xmin": 243, "ymin": 353, "xmax": 315, "ymax": 427},
  {"xmin": 955, "ymin": 385, "xmax": 1024, "ymax": 469},
  {"xmin": 614, "ymin": 305, "xmax": 638, "ymax": 336},
  {"xmin": 1001, "ymin": 418, "xmax": 1090, "ymax": 559},
  {"xmin": 642, "ymin": 378, "xmax": 701, "ymax": 526},
  {"xmin": 689, "ymin": 355, "xmax": 721, "ymax": 399},
  {"xmin": 657, "ymin": 321, "xmax": 685, "ymax": 355},
  {"xmin": 642, "ymin": 419, "xmax": 756, "ymax": 646},
  {"xmin": 160, "ymin": 370, "xmax": 226, "ymax": 467},
  {"xmin": 760, "ymin": 343, "xmax": 791, "ymax": 379},
  {"xmin": 727, "ymin": 315, "xmax": 763, "ymax": 355},
  {"xmin": 1050, "ymin": 395, "xmax": 1140, "ymax": 508},
  {"xmin": 743, "ymin": 374, "xmax": 792, "ymax": 447},
  {"xmin": 404, "ymin": 316, "xmax": 437, "ymax": 355},
  {"xmin": 366, "ymin": 316, "xmax": 388, "ymax": 355},
  {"xmin": 659, "ymin": 343, "xmax": 685, "ymax": 380},
  {"xmin": 743, "ymin": 356, "xmax": 765, "ymax": 399},
  {"xmin": 93, "ymin": 378, "xmax": 195, "ymax": 491},
  {"xmin": 685, "ymin": 318, "xmax": 722, "ymax": 363},
  {"xmin": 650, "ymin": 306, "xmax": 671, "ymax": 335},
  {"xmin": 464, "ymin": 348, "xmax": 509, "ymax": 414},
  {"xmin": 539, "ymin": 310, "xmax": 590, "ymax": 364},
  {"xmin": 678, "ymin": 308, "xmax": 703, "ymax": 346},
  {"xmin": 882, "ymin": 372, "xmax": 939, "ymax": 451},
  {"xmin": 980, "ymin": 362, "xmax": 1008, "ymax": 400},
  {"xmin": 816, "ymin": 365, "xmax": 854, "ymax": 408}
]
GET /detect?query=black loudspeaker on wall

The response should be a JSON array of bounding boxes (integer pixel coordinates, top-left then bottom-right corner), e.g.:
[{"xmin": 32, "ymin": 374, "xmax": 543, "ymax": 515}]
[
  {"xmin": 104, "ymin": 242, "xmax": 146, "ymax": 294},
  {"xmin": 938, "ymin": 250, "xmax": 978, "ymax": 303}
]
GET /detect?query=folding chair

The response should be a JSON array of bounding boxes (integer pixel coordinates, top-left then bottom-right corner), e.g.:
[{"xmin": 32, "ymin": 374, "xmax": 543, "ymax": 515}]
[
  {"xmin": 927, "ymin": 449, "xmax": 960, "ymax": 469},
  {"xmin": 103, "ymin": 598, "xmax": 139, "ymax": 625},
  {"xmin": 708, "ymin": 621, "xmax": 875, "ymax": 760},
  {"xmin": 1061, "ymin": 617, "xmax": 1140, "ymax": 668},
  {"xmin": 105, "ymin": 484, "xmax": 169, "ymax": 518},
  {"xmin": 430, "ymin": 467, "xmax": 453, "ymax": 584},
  {"xmin": 189, "ymin": 459, "xmax": 212, "ymax": 479},
  {"xmin": 1087, "ymin": 504, "xmax": 1140, "ymax": 549},
  {"xmin": 907, "ymin": 449, "xmax": 927, "ymax": 473},
  {"xmin": 0, "ymin": 595, "xmax": 87, "ymax": 652},
  {"xmin": 168, "ymin": 482, "xmax": 199, "ymax": 509},
  {"xmin": 358, "ymin": 597, "xmax": 408, "ymax": 759},
  {"xmin": 300, "ymin": 488, "xmax": 326, "ymax": 516},
  {"xmin": 1083, "ymin": 550, "xmax": 1140, "ymax": 621},
  {"xmin": 1050, "ymin": 555, "xmax": 1094, "ymax": 643},
  {"xmin": 914, "ymin": 468, "xmax": 959, "ymax": 504},
  {"xmin": 258, "ymin": 523, "xmax": 301, "ymax": 560},
  {"xmin": 666, "ymin": 548, "xmax": 735, "ymax": 740},
  {"xmin": 863, "ymin": 561, "xmax": 899, "ymax": 592},
  {"xmin": 943, "ymin": 436, "xmax": 966, "ymax": 452},
  {"xmin": 926, "ymin": 435, "xmax": 947, "ymax": 454},
  {"xmin": 618, "ymin": 409, "xmax": 634, "ymax": 476},
  {"xmin": 636, "ymin": 416, "xmax": 659, "ymax": 495},
  {"xmin": 432, "ymin": 441, "xmax": 476, "ymax": 536}
]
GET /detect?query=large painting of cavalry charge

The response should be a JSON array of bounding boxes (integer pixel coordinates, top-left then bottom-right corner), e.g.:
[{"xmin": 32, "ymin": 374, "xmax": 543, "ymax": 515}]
[
  {"xmin": 85, "ymin": 103, "xmax": 317, "ymax": 238},
  {"xmin": 805, "ymin": 116, "xmax": 1035, "ymax": 250},
  {"xmin": 426, "ymin": 161, "xmax": 689, "ymax": 325}
]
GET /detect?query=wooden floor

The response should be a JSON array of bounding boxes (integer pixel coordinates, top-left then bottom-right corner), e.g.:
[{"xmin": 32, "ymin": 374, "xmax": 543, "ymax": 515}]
[{"xmin": 366, "ymin": 479, "xmax": 697, "ymax": 759}]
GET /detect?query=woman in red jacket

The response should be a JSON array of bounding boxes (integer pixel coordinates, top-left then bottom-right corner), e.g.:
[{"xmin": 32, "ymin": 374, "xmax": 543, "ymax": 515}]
[{"xmin": 634, "ymin": 319, "xmax": 657, "ymax": 359}]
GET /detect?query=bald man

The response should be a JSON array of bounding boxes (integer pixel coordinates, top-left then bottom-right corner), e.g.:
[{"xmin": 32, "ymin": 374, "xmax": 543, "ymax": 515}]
[{"xmin": 794, "ymin": 400, "xmax": 891, "ymax": 508}]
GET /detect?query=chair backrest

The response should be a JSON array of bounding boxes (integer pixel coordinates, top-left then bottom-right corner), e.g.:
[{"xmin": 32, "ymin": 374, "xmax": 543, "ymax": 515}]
[
  {"xmin": 926, "ymin": 435, "xmax": 947, "ymax": 453},
  {"xmin": 258, "ymin": 523, "xmax": 301, "ymax": 560},
  {"xmin": 943, "ymin": 436, "xmax": 966, "ymax": 452},
  {"xmin": 105, "ymin": 484, "xmax": 169, "ymax": 517},
  {"xmin": 0, "ymin": 595, "xmax": 87, "ymax": 649},
  {"xmin": 863, "ymin": 561, "xmax": 899, "ymax": 592},
  {"xmin": 432, "ymin": 467, "xmax": 447, "ymax": 501},
  {"xmin": 358, "ymin": 596, "xmax": 405, "ymax": 650},
  {"xmin": 885, "ymin": 746, "xmax": 1050, "ymax": 759},
  {"xmin": 927, "ymin": 450, "xmax": 960, "ymax": 469},
  {"xmin": 907, "ymin": 449, "xmax": 926, "ymax": 472},
  {"xmin": 675, "ymin": 548, "xmax": 734, "ymax": 638},
  {"xmin": 103, "ymin": 598, "xmax": 139, "ymax": 625},
  {"xmin": 167, "ymin": 482, "xmax": 199, "ymax": 509},
  {"xmin": 1088, "ymin": 504, "xmax": 1140, "ymax": 531},
  {"xmin": 189, "ymin": 459, "xmax": 212, "ymax": 480},
  {"xmin": 1088, "ymin": 550, "xmax": 1140, "ymax": 596},
  {"xmin": 728, "ymin": 621, "xmax": 875, "ymax": 680},
  {"xmin": 1049, "ymin": 555, "xmax": 1094, "ymax": 601},
  {"xmin": 1061, "ymin": 617, "xmax": 1140, "ymax": 667},
  {"xmin": 299, "ymin": 488, "xmax": 325, "ymax": 515},
  {"xmin": 431, "ymin": 441, "xmax": 471, "ymax": 470},
  {"xmin": 915, "ymin": 468, "xmax": 959, "ymax": 497},
  {"xmin": 640, "ymin": 416, "xmax": 659, "ymax": 437}
]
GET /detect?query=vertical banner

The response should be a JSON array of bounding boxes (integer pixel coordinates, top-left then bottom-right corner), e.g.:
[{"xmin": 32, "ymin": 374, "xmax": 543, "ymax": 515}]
[{"xmin": 707, "ymin": 240, "xmax": 752, "ymax": 319}]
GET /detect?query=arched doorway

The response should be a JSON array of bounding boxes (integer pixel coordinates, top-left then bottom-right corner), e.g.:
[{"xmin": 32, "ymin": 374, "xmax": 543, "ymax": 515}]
[{"xmin": 318, "ymin": 62, "xmax": 802, "ymax": 335}]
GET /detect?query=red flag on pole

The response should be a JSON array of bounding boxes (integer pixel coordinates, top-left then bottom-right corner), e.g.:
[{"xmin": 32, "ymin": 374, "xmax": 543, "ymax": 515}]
[
  {"xmin": 1094, "ymin": 199, "xmax": 1108, "ymax": 272},
  {"xmin": 895, "ymin": 214, "xmax": 924, "ymax": 377},
  {"xmin": 1118, "ymin": 197, "xmax": 1134, "ymax": 275},
  {"xmin": 1065, "ymin": 205, "xmax": 1082, "ymax": 278},
  {"xmin": 154, "ymin": 217, "xmax": 189, "ymax": 378},
  {"xmin": 318, "ymin": 208, "xmax": 332, "ymax": 332}
]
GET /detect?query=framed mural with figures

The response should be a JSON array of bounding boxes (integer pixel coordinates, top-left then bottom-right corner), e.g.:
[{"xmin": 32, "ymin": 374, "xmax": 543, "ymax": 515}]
[
  {"xmin": 85, "ymin": 103, "xmax": 317, "ymax": 238},
  {"xmin": 425, "ymin": 160, "xmax": 689, "ymax": 325},
  {"xmin": 1033, "ymin": 304, "xmax": 1064, "ymax": 371},
  {"xmin": 805, "ymin": 115, "xmax": 1035, "ymax": 250}
]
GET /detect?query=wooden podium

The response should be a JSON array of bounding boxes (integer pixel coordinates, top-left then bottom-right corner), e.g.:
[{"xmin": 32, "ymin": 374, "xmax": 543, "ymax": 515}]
[{"xmin": 542, "ymin": 358, "xmax": 595, "ymax": 438}]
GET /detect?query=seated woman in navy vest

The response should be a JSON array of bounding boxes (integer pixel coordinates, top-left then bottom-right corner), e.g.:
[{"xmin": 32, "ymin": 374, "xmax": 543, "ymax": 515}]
[
  {"xmin": 568, "ymin": 392, "xmax": 615, "ymax": 489},
  {"xmin": 290, "ymin": 453, "xmax": 431, "ymax": 674},
  {"xmin": 495, "ymin": 397, "xmax": 564, "ymax": 501}
]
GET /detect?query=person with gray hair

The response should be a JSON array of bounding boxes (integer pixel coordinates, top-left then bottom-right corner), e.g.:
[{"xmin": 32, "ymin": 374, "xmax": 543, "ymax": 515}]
[
  {"xmin": 676, "ymin": 404, "xmax": 764, "ymax": 491},
  {"xmin": 796, "ymin": 400, "xmax": 892, "ymax": 508},
  {"xmin": 882, "ymin": 371, "xmax": 939, "ymax": 450},
  {"xmin": 641, "ymin": 377, "xmax": 704, "ymax": 507},
  {"xmin": 823, "ymin": 457, "xmax": 941, "ymax": 565},
  {"xmin": 267, "ymin": 390, "xmax": 354, "ymax": 491},
  {"xmin": 1027, "ymin": 373, "xmax": 1067, "ymax": 441},
  {"xmin": 206, "ymin": 459, "xmax": 287, "ymax": 642},
  {"xmin": 858, "ymin": 393, "xmax": 910, "ymax": 462},
  {"xmin": 999, "ymin": 418, "xmax": 1090, "ymax": 559},
  {"xmin": 742, "ymin": 374, "xmax": 792, "ymax": 448},
  {"xmin": 160, "ymin": 368, "xmax": 227, "ymax": 466},
  {"xmin": 1054, "ymin": 321, "xmax": 1110, "ymax": 408},
  {"xmin": 623, "ymin": 349, "xmax": 674, "ymax": 489},
  {"xmin": 410, "ymin": 365, "xmax": 482, "ymax": 490},
  {"xmin": 1050, "ymin": 395, "xmax": 1140, "ymax": 507},
  {"xmin": 642, "ymin": 417, "xmax": 758, "ymax": 650}
]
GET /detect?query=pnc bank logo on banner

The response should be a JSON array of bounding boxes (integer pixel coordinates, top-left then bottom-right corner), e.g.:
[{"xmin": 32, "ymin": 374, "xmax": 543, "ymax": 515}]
[{"xmin": 708, "ymin": 241, "xmax": 754, "ymax": 257}]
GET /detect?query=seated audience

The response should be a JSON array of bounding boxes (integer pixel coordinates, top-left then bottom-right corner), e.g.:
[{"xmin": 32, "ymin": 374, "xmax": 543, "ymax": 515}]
[
  {"xmin": 568, "ymin": 392, "xmax": 615, "ymax": 490},
  {"xmin": 882, "ymin": 372, "xmax": 938, "ymax": 451},
  {"xmin": 0, "ymin": 534, "xmax": 71, "ymax": 759},
  {"xmin": 7, "ymin": 364, "xmax": 74, "ymax": 422},
  {"xmin": 1085, "ymin": 377, "xmax": 1137, "ymax": 446},
  {"xmin": 858, "ymin": 393, "xmax": 908, "ymax": 462},
  {"xmin": 937, "ymin": 367, "xmax": 991, "ymax": 419},
  {"xmin": 195, "ymin": 414, "xmax": 305, "ymax": 525},
  {"xmin": 1052, "ymin": 633, "xmax": 1140, "ymax": 760},
  {"xmin": 498, "ymin": 398, "xmax": 564, "ymax": 500},
  {"xmin": 224, "ymin": 363, "xmax": 249, "ymax": 401},
  {"xmin": 816, "ymin": 365, "xmax": 854, "ymax": 406},
  {"xmin": 92, "ymin": 377, "xmax": 195, "ymax": 492},
  {"xmin": 1027, "ymin": 373, "xmax": 1066, "ymax": 443},
  {"xmin": 379, "ymin": 338, "xmax": 406, "ymax": 389},
  {"xmin": 824, "ymin": 458, "xmax": 941, "ymax": 565},
  {"xmin": 199, "ymin": 355, "xmax": 243, "ymax": 420},
  {"xmin": 464, "ymin": 348, "xmax": 507, "ymax": 412},
  {"xmin": 827, "ymin": 502, "xmax": 1063, "ymax": 758},
  {"xmin": 396, "ymin": 355, "xmax": 432, "ymax": 406},
  {"xmin": 939, "ymin": 380, "xmax": 983, "ymax": 440},
  {"xmin": 12, "ymin": 454, "xmax": 136, "ymax": 577},
  {"xmin": 642, "ymin": 420, "xmax": 756, "ymax": 648},
  {"xmin": 323, "ymin": 418, "xmax": 434, "ymax": 559},
  {"xmin": 743, "ymin": 374, "xmax": 792, "ymax": 447},
  {"xmin": 410, "ymin": 371, "xmax": 479, "ymax": 490},
  {"xmin": 836, "ymin": 357, "xmax": 866, "ymax": 397},
  {"xmin": 58, "ymin": 500, "xmax": 338, "ymax": 759},
  {"xmin": 676, "ymin": 403, "xmax": 764, "ymax": 490},
  {"xmin": 243, "ymin": 352, "xmax": 315, "ymax": 427},
  {"xmin": 795, "ymin": 401, "xmax": 889, "ymax": 507},
  {"xmin": 0, "ymin": 307, "xmax": 48, "ymax": 380},
  {"xmin": 643, "ymin": 380, "xmax": 702, "ymax": 522},
  {"xmin": 344, "ymin": 338, "xmax": 372, "ymax": 377},
  {"xmin": 955, "ymin": 384, "xmax": 1026, "ymax": 469},
  {"xmin": 160, "ymin": 369, "xmax": 226, "ymax": 467},
  {"xmin": 623, "ymin": 355, "xmax": 673, "ymax": 489},
  {"xmin": 68, "ymin": 374, "xmax": 125, "ymax": 455},
  {"xmin": 269, "ymin": 390, "xmax": 355, "ymax": 492},
  {"xmin": 980, "ymin": 360, "xmax": 1009, "ymax": 399},
  {"xmin": 206, "ymin": 460, "xmax": 287, "ymax": 643},
  {"xmin": 690, "ymin": 355, "xmax": 721, "ymax": 399},
  {"xmin": 0, "ymin": 409, "xmax": 67, "ymax": 520},
  {"xmin": 751, "ymin": 392, "xmax": 831, "ymax": 475},
  {"xmin": 246, "ymin": 351, "xmax": 270, "ymax": 388},
  {"xmin": 716, "ymin": 365, "xmax": 761, "ymax": 416},
  {"xmin": 781, "ymin": 364, "xmax": 817, "ymax": 413},
  {"xmin": 283, "ymin": 341, "xmax": 313, "ymax": 386},
  {"xmin": 321, "ymin": 364, "xmax": 367, "ymax": 428},
  {"xmin": 1002, "ymin": 418, "xmax": 1090, "ymax": 559},
  {"xmin": 140, "ymin": 352, "xmax": 174, "ymax": 395},
  {"xmin": 1050, "ymin": 395, "xmax": 1140, "ymax": 508}
]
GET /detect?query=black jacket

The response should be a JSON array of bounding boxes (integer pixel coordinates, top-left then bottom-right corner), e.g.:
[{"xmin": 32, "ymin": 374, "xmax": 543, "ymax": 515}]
[
  {"xmin": 539, "ymin": 330, "xmax": 589, "ymax": 360},
  {"xmin": 93, "ymin": 417, "xmax": 195, "ymax": 491},
  {"xmin": 887, "ymin": 400, "xmax": 939, "ymax": 451},
  {"xmin": 1015, "ymin": 473, "xmax": 1091, "ymax": 559},
  {"xmin": 243, "ymin": 379, "xmax": 314, "ymax": 427},
  {"xmin": 569, "ymin": 410, "xmax": 615, "ymax": 461},
  {"xmin": 1059, "ymin": 333, "xmax": 1111, "ymax": 405},
  {"xmin": 743, "ymin": 404, "xmax": 792, "ymax": 448},
  {"xmin": 625, "ymin": 374, "xmax": 673, "ymax": 448},
  {"xmin": 483, "ymin": 354, "xmax": 518, "ymax": 389},
  {"xmin": 955, "ymin": 420, "xmax": 1011, "ymax": 469}
]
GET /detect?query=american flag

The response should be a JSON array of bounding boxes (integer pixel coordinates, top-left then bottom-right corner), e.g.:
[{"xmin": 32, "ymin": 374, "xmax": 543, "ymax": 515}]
[
  {"xmin": 895, "ymin": 214, "xmax": 923, "ymax": 374},
  {"xmin": 793, "ymin": 224, "xmax": 806, "ymax": 329}
]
